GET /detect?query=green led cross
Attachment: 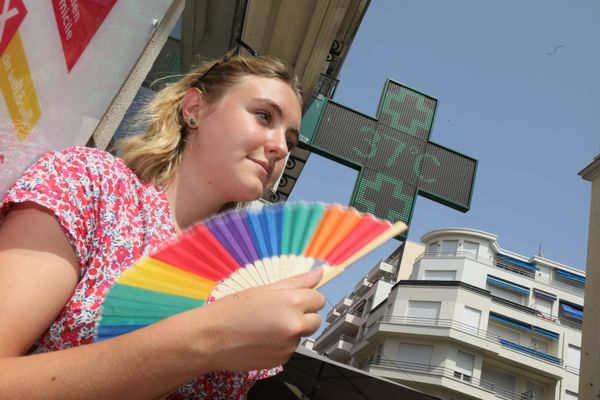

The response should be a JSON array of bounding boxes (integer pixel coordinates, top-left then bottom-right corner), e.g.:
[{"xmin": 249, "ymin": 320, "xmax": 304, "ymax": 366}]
[{"xmin": 298, "ymin": 79, "xmax": 477, "ymax": 236}]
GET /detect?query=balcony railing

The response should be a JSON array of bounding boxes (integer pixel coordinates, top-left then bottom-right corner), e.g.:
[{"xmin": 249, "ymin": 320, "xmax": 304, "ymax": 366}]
[
  {"xmin": 312, "ymin": 73, "xmax": 339, "ymax": 98},
  {"xmin": 367, "ymin": 316, "xmax": 564, "ymax": 368},
  {"xmin": 499, "ymin": 339, "xmax": 560, "ymax": 365},
  {"xmin": 316, "ymin": 309, "xmax": 362, "ymax": 344},
  {"xmin": 360, "ymin": 358, "xmax": 528, "ymax": 400},
  {"xmin": 326, "ymin": 308, "xmax": 341, "ymax": 323},
  {"xmin": 322, "ymin": 334, "xmax": 354, "ymax": 357},
  {"xmin": 367, "ymin": 260, "xmax": 396, "ymax": 279},
  {"xmin": 491, "ymin": 296, "xmax": 582, "ymax": 331},
  {"xmin": 378, "ymin": 273, "xmax": 396, "ymax": 284},
  {"xmin": 417, "ymin": 251, "xmax": 585, "ymax": 297},
  {"xmin": 338, "ymin": 334, "xmax": 355, "ymax": 344}
]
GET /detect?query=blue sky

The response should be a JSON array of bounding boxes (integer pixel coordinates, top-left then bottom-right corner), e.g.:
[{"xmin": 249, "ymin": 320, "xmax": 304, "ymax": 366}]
[{"xmin": 288, "ymin": 0, "xmax": 600, "ymax": 318}]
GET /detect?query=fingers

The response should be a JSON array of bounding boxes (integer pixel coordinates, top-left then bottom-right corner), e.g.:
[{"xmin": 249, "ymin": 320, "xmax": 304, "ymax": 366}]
[
  {"xmin": 289, "ymin": 288, "xmax": 325, "ymax": 313},
  {"xmin": 203, "ymin": 272, "xmax": 325, "ymax": 372},
  {"xmin": 268, "ymin": 267, "xmax": 324, "ymax": 290},
  {"xmin": 300, "ymin": 313, "xmax": 322, "ymax": 337},
  {"xmin": 286, "ymin": 290, "xmax": 324, "ymax": 339}
]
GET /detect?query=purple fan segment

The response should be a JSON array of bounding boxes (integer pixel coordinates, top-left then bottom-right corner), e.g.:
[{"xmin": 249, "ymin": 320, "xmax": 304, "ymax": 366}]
[{"xmin": 205, "ymin": 211, "xmax": 259, "ymax": 266}]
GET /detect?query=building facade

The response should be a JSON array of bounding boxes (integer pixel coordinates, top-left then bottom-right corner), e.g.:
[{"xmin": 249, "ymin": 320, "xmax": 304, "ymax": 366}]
[
  {"xmin": 578, "ymin": 155, "xmax": 600, "ymax": 398},
  {"xmin": 314, "ymin": 228, "xmax": 585, "ymax": 400}
]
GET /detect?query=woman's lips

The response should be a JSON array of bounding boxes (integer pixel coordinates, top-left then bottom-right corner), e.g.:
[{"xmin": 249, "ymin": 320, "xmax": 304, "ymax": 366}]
[{"xmin": 249, "ymin": 157, "xmax": 272, "ymax": 178}]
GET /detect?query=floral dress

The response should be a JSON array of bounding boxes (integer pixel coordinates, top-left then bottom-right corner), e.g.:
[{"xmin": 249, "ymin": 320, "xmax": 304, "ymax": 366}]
[{"xmin": 0, "ymin": 147, "xmax": 278, "ymax": 399}]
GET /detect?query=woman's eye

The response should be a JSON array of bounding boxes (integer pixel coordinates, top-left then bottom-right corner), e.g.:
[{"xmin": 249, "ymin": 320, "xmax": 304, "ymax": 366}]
[{"xmin": 256, "ymin": 110, "xmax": 271, "ymax": 122}]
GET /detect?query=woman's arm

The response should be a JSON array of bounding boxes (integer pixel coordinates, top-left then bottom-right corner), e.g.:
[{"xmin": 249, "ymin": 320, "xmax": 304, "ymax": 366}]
[{"xmin": 0, "ymin": 204, "xmax": 324, "ymax": 399}]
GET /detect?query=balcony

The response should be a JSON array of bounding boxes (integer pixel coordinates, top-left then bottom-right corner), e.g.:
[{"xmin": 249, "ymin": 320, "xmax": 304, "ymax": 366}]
[
  {"xmin": 326, "ymin": 308, "xmax": 341, "ymax": 324},
  {"xmin": 335, "ymin": 296, "xmax": 355, "ymax": 313},
  {"xmin": 312, "ymin": 73, "xmax": 339, "ymax": 98},
  {"xmin": 314, "ymin": 310, "xmax": 361, "ymax": 352},
  {"xmin": 491, "ymin": 295, "xmax": 582, "ymax": 331},
  {"xmin": 417, "ymin": 251, "xmax": 585, "ymax": 297},
  {"xmin": 361, "ymin": 358, "xmax": 529, "ymax": 400},
  {"xmin": 367, "ymin": 260, "xmax": 396, "ymax": 282},
  {"xmin": 322, "ymin": 334, "xmax": 354, "ymax": 362},
  {"xmin": 498, "ymin": 339, "xmax": 560, "ymax": 365},
  {"xmin": 360, "ymin": 316, "xmax": 565, "ymax": 377},
  {"xmin": 353, "ymin": 278, "xmax": 372, "ymax": 297}
]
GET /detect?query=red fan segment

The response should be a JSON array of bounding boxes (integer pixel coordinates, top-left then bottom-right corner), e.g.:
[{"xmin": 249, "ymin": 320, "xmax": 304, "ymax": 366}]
[
  {"xmin": 152, "ymin": 224, "xmax": 240, "ymax": 282},
  {"xmin": 324, "ymin": 216, "xmax": 391, "ymax": 265}
]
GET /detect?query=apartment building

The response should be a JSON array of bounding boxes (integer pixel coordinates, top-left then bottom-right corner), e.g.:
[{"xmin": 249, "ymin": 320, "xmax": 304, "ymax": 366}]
[{"xmin": 313, "ymin": 228, "xmax": 584, "ymax": 400}]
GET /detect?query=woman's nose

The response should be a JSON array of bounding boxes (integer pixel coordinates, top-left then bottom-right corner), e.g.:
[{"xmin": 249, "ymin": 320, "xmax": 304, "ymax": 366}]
[{"xmin": 265, "ymin": 129, "xmax": 289, "ymax": 158}]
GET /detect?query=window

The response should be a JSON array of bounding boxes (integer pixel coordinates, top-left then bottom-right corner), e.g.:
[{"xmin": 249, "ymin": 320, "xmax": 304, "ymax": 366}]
[
  {"xmin": 525, "ymin": 382, "xmax": 544, "ymax": 400},
  {"xmin": 532, "ymin": 295, "xmax": 553, "ymax": 316},
  {"xmin": 554, "ymin": 269, "xmax": 585, "ymax": 285},
  {"xmin": 565, "ymin": 390, "xmax": 578, "ymax": 400},
  {"xmin": 463, "ymin": 241, "xmax": 479, "ymax": 258},
  {"xmin": 386, "ymin": 300, "xmax": 393, "ymax": 316},
  {"xmin": 427, "ymin": 241, "xmax": 440, "ymax": 254},
  {"xmin": 441, "ymin": 240, "xmax": 458, "ymax": 255},
  {"xmin": 463, "ymin": 306, "xmax": 481, "ymax": 333},
  {"xmin": 487, "ymin": 283, "xmax": 526, "ymax": 305},
  {"xmin": 397, "ymin": 343, "xmax": 433, "ymax": 370},
  {"xmin": 454, "ymin": 351, "xmax": 474, "ymax": 382},
  {"xmin": 567, "ymin": 345, "xmax": 581, "ymax": 372},
  {"xmin": 363, "ymin": 297, "xmax": 373, "ymax": 317},
  {"xmin": 480, "ymin": 367, "xmax": 516, "ymax": 394},
  {"xmin": 560, "ymin": 301, "xmax": 583, "ymax": 322},
  {"xmin": 424, "ymin": 270, "xmax": 457, "ymax": 280},
  {"xmin": 358, "ymin": 357, "xmax": 369, "ymax": 370},
  {"xmin": 407, "ymin": 301, "xmax": 440, "ymax": 324},
  {"xmin": 530, "ymin": 337, "xmax": 548, "ymax": 353},
  {"xmin": 375, "ymin": 344, "xmax": 383, "ymax": 362},
  {"xmin": 487, "ymin": 323, "xmax": 520, "ymax": 344}
]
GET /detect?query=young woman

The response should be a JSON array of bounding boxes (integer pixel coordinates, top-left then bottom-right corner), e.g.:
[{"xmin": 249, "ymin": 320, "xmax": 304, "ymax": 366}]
[{"xmin": 0, "ymin": 54, "xmax": 325, "ymax": 399}]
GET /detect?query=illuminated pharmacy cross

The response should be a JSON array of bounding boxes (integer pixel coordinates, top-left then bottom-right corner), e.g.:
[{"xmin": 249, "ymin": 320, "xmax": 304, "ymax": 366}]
[{"xmin": 299, "ymin": 79, "xmax": 477, "ymax": 234}]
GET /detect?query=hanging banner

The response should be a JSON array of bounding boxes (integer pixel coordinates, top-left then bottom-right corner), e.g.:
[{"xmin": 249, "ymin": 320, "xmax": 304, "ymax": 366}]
[
  {"xmin": 0, "ymin": 0, "xmax": 174, "ymax": 196},
  {"xmin": 51, "ymin": 0, "xmax": 117, "ymax": 71}
]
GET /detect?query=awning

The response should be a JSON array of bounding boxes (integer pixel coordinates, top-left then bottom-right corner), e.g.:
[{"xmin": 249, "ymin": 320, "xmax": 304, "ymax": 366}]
[
  {"xmin": 555, "ymin": 269, "xmax": 586, "ymax": 283},
  {"xmin": 249, "ymin": 346, "xmax": 440, "ymax": 400},
  {"xmin": 561, "ymin": 302, "xmax": 583, "ymax": 320},
  {"xmin": 490, "ymin": 312, "xmax": 531, "ymax": 331},
  {"xmin": 499, "ymin": 339, "xmax": 561, "ymax": 365},
  {"xmin": 487, "ymin": 276, "xmax": 530, "ymax": 295},
  {"xmin": 497, "ymin": 254, "xmax": 539, "ymax": 271},
  {"xmin": 490, "ymin": 313, "xmax": 560, "ymax": 342},
  {"xmin": 533, "ymin": 289, "xmax": 557, "ymax": 301},
  {"xmin": 532, "ymin": 327, "xmax": 559, "ymax": 341}
]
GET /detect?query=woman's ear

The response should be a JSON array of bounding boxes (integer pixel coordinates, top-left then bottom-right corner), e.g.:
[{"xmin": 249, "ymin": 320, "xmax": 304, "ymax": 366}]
[{"xmin": 181, "ymin": 87, "xmax": 205, "ymax": 129}]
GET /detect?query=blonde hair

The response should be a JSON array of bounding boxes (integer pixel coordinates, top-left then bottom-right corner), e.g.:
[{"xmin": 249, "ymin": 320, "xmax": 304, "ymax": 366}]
[{"xmin": 115, "ymin": 54, "xmax": 302, "ymax": 188}]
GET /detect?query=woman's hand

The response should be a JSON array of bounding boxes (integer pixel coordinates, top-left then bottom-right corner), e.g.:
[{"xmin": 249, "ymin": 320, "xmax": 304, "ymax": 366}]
[{"xmin": 182, "ymin": 268, "xmax": 326, "ymax": 372}]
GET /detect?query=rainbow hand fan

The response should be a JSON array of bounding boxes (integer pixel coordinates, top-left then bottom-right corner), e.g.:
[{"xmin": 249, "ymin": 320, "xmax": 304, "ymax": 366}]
[{"xmin": 95, "ymin": 202, "xmax": 407, "ymax": 341}]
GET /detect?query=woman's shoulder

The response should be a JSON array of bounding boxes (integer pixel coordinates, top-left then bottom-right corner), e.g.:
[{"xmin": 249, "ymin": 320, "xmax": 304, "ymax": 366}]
[
  {"xmin": 40, "ymin": 146, "xmax": 126, "ymax": 171},
  {"xmin": 33, "ymin": 146, "xmax": 140, "ymax": 185},
  {"xmin": 2, "ymin": 146, "xmax": 150, "ymax": 212}
]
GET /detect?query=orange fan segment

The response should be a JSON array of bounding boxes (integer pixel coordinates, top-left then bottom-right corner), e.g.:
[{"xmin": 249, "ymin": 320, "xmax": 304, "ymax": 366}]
[
  {"xmin": 303, "ymin": 205, "xmax": 345, "ymax": 258},
  {"xmin": 315, "ymin": 207, "xmax": 363, "ymax": 260}
]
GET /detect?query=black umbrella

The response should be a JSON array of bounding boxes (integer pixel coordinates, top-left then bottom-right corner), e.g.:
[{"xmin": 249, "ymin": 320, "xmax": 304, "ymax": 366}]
[{"xmin": 249, "ymin": 346, "xmax": 440, "ymax": 400}]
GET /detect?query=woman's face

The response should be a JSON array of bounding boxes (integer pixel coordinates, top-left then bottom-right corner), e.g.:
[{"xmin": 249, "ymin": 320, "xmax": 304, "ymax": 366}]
[{"xmin": 183, "ymin": 76, "xmax": 302, "ymax": 203}]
